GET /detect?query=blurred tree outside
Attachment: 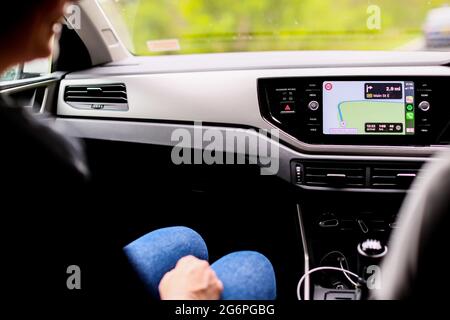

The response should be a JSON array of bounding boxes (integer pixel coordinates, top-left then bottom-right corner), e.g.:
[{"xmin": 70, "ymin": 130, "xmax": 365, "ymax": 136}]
[
  {"xmin": 0, "ymin": 67, "xmax": 18, "ymax": 82},
  {"xmin": 98, "ymin": 0, "xmax": 449, "ymax": 55}
]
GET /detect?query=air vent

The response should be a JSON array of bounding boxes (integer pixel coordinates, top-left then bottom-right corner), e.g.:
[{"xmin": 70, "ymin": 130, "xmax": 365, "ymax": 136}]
[
  {"xmin": 370, "ymin": 164, "xmax": 422, "ymax": 189},
  {"xmin": 301, "ymin": 162, "xmax": 366, "ymax": 188},
  {"xmin": 64, "ymin": 84, "xmax": 128, "ymax": 111},
  {"xmin": 293, "ymin": 161, "xmax": 424, "ymax": 190}
]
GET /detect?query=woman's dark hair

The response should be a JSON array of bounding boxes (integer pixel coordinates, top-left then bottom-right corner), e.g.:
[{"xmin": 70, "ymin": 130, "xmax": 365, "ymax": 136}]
[{"xmin": 0, "ymin": 0, "xmax": 56, "ymax": 39}]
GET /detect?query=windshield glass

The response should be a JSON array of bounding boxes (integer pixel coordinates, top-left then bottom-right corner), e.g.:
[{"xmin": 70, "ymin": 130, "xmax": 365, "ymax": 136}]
[{"xmin": 98, "ymin": 0, "xmax": 450, "ymax": 55}]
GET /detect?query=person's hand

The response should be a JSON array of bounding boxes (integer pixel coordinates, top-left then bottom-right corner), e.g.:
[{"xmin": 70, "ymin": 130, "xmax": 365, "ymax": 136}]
[{"xmin": 159, "ymin": 255, "xmax": 224, "ymax": 300}]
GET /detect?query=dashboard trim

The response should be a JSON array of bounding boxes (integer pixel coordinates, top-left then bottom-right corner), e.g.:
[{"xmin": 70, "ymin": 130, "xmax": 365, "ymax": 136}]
[
  {"xmin": 54, "ymin": 118, "xmax": 439, "ymax": 190},
  {"xmin": 57, "ymin": 66, "xmax": 450, "ymax": 157}
]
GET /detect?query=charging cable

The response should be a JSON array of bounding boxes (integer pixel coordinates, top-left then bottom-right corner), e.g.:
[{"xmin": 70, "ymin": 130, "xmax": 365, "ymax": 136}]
[
  {"xmin": 319, "ymin": 250, "xmax": 359, "ymax": 288},
  {"xmin": 297, "ymin": 266, "xmax": 361, "ymax": 300},
  {"xmin": 339, "ymin": 258, "xmax": 359, "ymax": 287}
]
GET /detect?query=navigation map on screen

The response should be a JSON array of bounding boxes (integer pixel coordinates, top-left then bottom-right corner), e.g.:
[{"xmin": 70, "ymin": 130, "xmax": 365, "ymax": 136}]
[{"xmin": 322, "ymin": 81, "xmax": 415, "ymax": 135}]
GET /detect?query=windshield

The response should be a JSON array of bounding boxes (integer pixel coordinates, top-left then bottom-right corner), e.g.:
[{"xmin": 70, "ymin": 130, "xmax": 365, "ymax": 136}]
[{"xmin": 98, "ymin": 0, "xmax": 450, "ymax": 55}]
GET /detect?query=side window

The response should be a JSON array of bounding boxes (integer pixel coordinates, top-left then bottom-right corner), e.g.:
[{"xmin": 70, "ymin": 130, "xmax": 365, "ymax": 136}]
[{"xmin": 0, "ymin": 57, "xmax": 51, "ymax": 83}]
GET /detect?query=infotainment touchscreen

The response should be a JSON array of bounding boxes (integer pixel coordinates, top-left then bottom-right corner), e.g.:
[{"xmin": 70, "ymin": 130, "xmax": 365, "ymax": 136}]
[{"xmin": 322, "ymin": 81, "xmax": 415, "ymax": 135}]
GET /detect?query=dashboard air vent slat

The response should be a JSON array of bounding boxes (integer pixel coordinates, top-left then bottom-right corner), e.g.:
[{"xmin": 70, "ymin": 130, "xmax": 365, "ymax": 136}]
[
  {"xmin": 303, "ymin": 163, "xmax": 366, "ymax": 188},
  {"xmin": 370, "ymin": 166, "xmax": 421, "ymax": 189},
  {"xmin": 64, "ymin": 84, "xmax": 129, "ymax": 111}
]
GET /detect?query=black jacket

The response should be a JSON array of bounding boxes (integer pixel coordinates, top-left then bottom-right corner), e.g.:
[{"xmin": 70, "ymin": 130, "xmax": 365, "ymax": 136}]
[
  {"xmin": 0, "ymin": 94, "xmax": 90, "ymax": 305},
  {"xmin": 0, "ymin": 95, "xmax": 147, "ymax": 310}
]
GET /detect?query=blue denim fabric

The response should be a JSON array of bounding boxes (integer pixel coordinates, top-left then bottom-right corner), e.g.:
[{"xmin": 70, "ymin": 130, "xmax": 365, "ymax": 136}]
[
  {"xmin": 211, "ymin": 251, "xmax": 276, "ymax": 300},
  {"xmin": 124, "ymin": 226, "xmax": 209, "ymax": 298},
  {"xmin": 124, "ymin": 226, "xmax": 276, "ymax": 300}
]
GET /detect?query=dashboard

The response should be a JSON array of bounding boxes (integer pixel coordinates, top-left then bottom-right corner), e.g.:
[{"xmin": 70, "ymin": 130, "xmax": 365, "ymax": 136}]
[{"xmin": 55, "ymin": 51, "xmax": 450, "ymax": 191}]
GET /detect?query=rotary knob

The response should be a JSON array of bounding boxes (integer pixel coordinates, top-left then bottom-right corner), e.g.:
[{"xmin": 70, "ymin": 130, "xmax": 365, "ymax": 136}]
[
  {"xmin": 308, "ymin": 101, "xmax": 320, "ymax": 111},
  {"xmin": 418, "ymin": 101, "xmax": 430, "ymax": 112}
]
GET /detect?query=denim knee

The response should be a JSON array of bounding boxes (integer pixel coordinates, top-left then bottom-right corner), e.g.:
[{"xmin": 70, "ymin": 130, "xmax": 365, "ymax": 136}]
[
  {"xmin": 123, "ymin": 226, "xmax": 208, "ymax": 298},
  {"xmin": 212, "ymin": 251, "xmax": 276, "ymax": 300}
]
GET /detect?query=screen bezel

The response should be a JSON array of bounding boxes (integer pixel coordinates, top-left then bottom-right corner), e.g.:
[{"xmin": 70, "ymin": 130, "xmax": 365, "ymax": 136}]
[{"xmin": 258, "ymin": 75, "xmax": 434, "ymax": 146}]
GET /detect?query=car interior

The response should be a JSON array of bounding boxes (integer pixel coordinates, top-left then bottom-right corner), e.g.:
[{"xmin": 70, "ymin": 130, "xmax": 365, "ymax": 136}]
[{"xmin": 1, "ymin": 0, "xmax": 450, "ymax": 305}]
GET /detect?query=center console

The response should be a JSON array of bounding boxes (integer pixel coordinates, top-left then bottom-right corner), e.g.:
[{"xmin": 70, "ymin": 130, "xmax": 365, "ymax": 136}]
[
  {"xmin": 257, "ymin": 76, "xmax": 448, "ymax": 299},
  {"xmin": 296, "ymin": 191, "xmax": 404, "ymax": 299},
  {"xmin": 258, "ymin": 75, "xmax": 448, "ymax": 299},
  {"xmin": 258, "ymin": 76, "xmax": 450, "ymax": 146}
]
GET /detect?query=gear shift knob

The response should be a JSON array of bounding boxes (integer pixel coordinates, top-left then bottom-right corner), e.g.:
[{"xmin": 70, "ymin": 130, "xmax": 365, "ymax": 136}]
[{"xmin": 357, "ymin": 239, "xmax": 388, "ymax": 279}]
